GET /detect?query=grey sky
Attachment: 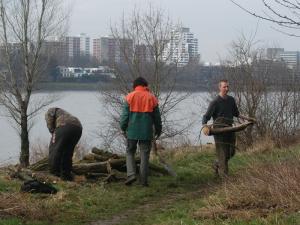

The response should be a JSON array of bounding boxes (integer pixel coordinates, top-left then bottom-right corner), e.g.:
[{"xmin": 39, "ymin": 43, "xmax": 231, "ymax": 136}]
[{"xmin": 69, "ymin": 0, "xmax": 299, "ymax": 63}]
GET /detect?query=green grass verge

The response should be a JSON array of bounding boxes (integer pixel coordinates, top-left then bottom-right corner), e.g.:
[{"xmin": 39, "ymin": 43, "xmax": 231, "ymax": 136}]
[
  {"xmin": 118, "ymin": 145, "xmax": 300, "ymax": 225},
  {"xmin": 0, "ymin": 145, "xmax": 299, "ymax": 225}
]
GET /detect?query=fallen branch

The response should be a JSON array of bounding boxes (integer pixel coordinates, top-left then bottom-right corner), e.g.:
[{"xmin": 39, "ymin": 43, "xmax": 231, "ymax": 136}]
[{"xmin": 205, "ymin": 121, "xmax": 253, "ymax": 136}]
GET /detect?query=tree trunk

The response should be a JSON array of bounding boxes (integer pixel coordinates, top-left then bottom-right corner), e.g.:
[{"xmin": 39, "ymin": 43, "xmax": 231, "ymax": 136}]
[{"xmin": 19, "ymin": 111, "xmax": 30, "ymax": 167}]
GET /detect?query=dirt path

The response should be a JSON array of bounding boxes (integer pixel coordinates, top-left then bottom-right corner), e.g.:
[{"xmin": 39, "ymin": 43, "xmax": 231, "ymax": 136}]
[{"xmin": 88, "ymin": 182, "xmax": 217, "ymax": 225}]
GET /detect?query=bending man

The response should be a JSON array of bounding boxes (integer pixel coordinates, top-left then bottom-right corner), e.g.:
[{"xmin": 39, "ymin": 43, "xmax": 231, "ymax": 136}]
[{"xmin": 45, "ymin": 107, "xmax": 82, "ymax": 181}]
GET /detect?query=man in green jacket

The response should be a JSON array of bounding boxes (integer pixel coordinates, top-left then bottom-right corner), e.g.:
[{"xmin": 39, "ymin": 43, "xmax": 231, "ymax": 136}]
[{"xmin": 120, "ymin": 77, "xmax": 162, "ymax": 186}]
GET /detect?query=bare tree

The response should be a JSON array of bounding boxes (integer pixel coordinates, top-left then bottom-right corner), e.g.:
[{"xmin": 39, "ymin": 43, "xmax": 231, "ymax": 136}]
[
  {"xmin": 222, "ymin": 33, "xmax": 300, "ymax": 147},
  {"xmin": 0, "ymin": 0, "xmax": 67, "ymax": 167},
  {"xmin": 98, "ymin": 6, "xmax": 192, "ymax": 151},
  {"xmin": 230, "ymin": 0, "xmax": 300, "ymax": 36}
]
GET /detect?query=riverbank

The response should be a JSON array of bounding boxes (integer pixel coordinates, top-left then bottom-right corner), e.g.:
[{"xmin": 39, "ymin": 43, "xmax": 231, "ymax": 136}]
[{"xmin": 0, "ymin": 143, "xmax": 299, "ymax": 225}]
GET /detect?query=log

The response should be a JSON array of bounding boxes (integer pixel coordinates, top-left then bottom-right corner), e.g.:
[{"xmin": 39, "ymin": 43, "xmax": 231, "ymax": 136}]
[
  {"xmin": 29, "ymin": 148, "xmax": 125, "ymax": 173},
  {"xmin": 206, "ymin": 121, "xmax": 253, "ymax": 136},
  {"xmin": 30, "ymin": 171, "xmax": 60, "ymax": 183},
  {"xmin": 28, "ymin": 157, "xmax": 49, "ymax": 171},
  {"xmin": 82, "ymin": 153, "xmax": 123, "ymax": 162},
  {"xmin": 72, "ymin": 162, "xmax": 108, "ymax": 175},
  {"xmin": 72, "ymin": 158, "xmax": 128, "ymax": 175},
  {"xmin": 91, "ymin": 147, "xmax": 120, "ymax": 159},
  {"xmin": 82, "ymin": 154, "xmax": 97, "ymax": 161},
  {"xmin": 82, "ymin": 154, "xmax": 107, "ymax": 162},
  {"xmin": 8, "ymin": 167, "xmax": 59, "ymax": 183}
]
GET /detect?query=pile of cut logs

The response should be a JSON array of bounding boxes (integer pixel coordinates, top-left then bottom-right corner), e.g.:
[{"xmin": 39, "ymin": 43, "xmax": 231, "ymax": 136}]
[{"xmin": 7, "ymin": 147, "xmax": 169, "ymax": 183}]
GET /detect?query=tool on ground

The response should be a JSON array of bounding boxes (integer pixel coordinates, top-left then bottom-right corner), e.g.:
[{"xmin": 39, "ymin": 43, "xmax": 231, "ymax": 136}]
[{"xmin": 152, "ymin": 140, "xmax": 177, "ymax": 177}]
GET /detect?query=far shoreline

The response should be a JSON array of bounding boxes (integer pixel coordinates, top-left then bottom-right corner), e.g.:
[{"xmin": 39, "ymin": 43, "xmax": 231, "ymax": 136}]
[{"xmin": 35, "ymin": 81, "xmax": 210, "ymax": 92}]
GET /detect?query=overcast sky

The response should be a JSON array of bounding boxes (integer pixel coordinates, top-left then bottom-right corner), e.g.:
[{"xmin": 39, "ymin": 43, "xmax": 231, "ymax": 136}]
[{"xmin": 68, "ymin": 0, "xmax": 300, "ymax": 63}]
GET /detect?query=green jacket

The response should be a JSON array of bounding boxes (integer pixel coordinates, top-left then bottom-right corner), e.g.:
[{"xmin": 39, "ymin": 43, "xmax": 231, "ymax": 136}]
[{"xmin": 120, "ymin": 86, "xmax": 162, "ymax": 140}]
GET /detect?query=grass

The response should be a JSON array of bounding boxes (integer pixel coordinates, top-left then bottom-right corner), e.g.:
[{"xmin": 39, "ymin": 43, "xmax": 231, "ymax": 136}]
[
  {"xmin": 0, "ymin": 143, "xmax": 300, "ymax": 225},
  {"xmin": 192, "ymin": 148, "xmax": 300, "ymax": 222},
  {"xmin": 121, "ymin": 145, "xmax": 300, "ymax": 225}
]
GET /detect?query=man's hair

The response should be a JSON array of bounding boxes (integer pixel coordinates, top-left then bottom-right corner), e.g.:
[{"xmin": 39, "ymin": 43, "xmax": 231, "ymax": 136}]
[
  {"xmin": 218, "ymin": 79, "xmax": 229, "ymax": 87},
  {"xmin": 219, "ymin": 79, "xmax": 228, "ymax": 84},
  {"xmin": 133, "ymin": 77, "xmax": 148, "ymax": 88}
]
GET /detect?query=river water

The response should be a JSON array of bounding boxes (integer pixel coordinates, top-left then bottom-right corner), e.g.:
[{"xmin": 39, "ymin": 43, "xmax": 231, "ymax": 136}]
[{"xmin": 0, "ymin": 91, "xmax": 213, "ymax": 164}]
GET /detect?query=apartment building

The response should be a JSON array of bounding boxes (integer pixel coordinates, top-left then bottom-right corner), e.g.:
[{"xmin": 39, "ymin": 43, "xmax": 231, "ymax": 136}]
[
  {"xmin": 163, "ymin": 27, "xmax": 199, "ymax": 67},
  {"xmin": 92, "ymin": 37, "xmax": 133, "ymax": 65}
]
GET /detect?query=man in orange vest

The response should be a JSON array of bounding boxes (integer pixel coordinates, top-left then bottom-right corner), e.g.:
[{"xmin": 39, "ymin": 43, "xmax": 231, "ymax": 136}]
[{"xmin": 120, "ymin": 77, "xmax": 162, "ymax": 186}]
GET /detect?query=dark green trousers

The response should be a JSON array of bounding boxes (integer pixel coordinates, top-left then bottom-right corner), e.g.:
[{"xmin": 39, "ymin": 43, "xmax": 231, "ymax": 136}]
[
  {"xmin": 49, "ymin": 124, "xmax": 82, "ymax": 180},
  {"xmin": 213, "ymin": 132, "xmax": 236, "ymax": 176}
]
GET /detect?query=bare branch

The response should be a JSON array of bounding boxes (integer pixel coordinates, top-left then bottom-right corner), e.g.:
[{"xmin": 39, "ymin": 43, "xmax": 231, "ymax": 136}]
[
  {"xmin": 0, "ymin": 0, "xmax": 67, "ymax": 166},
  {"xmin": 98, "ymin": 5, "xmax": 190, "ymax": 151},
  {"xmin": 230, "ymin": 0, "xmax": 300, "ymax": 26}
]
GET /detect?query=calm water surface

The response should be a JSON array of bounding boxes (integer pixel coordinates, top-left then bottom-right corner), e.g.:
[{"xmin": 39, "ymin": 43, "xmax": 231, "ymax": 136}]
[{"xmin": 0, "ymin": 91, "xmax": 212, "ymax": 164}]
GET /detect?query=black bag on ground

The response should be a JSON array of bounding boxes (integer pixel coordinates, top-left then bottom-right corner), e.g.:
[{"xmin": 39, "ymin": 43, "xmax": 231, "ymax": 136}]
[{"xmin": 20, "ymin": 180, "xmax": 57, "ymax": 194}]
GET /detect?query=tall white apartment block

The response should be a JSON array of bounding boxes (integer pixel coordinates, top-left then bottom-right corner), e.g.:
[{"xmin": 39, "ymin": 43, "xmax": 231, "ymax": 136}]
[
  {"xmin": 279, "ymin": 51, "xmax": 300, "ymax": 70},
  {"xmin": 163, "ymin": 27, "xmax": 199, "ymax": 67},
  {"xmin": 266, "ymin": 48, "xmax": 284, "ymax": 60}
]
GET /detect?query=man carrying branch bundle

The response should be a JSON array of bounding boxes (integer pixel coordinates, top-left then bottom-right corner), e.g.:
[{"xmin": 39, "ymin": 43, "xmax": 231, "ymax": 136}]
[
  {"xmin": 202, "ymin": 79, "xmax": 254, "ymax": 177},
  {"xmin": 120, "ymin": 77, "xmax": 162, "ymax": 186}
]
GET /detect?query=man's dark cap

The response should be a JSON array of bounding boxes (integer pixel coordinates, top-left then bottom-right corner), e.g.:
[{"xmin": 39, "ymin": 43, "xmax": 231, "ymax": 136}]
[{"xmin": 133, "ymin": 77, "xmax": 148, "ymax": 88}]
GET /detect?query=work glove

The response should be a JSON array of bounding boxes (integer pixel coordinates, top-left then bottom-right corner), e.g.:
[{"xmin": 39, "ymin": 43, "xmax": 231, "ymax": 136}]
[{"xmin": 202, "ymin": 125, "xmax": 210, "ymax": 136}]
